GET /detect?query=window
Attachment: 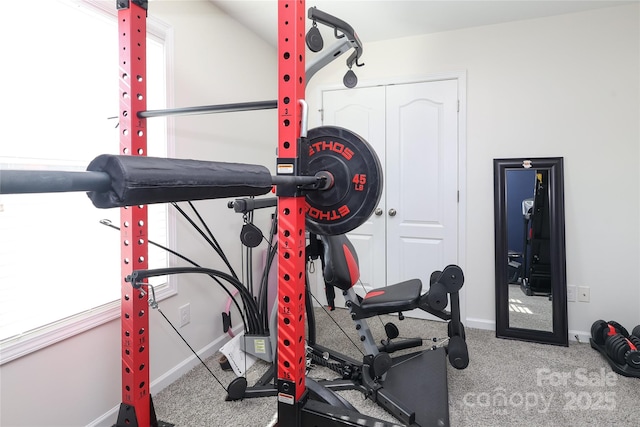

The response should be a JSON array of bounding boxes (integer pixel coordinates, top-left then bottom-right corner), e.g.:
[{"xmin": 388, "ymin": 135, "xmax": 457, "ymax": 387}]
[{"xmin": 0, "ymin": 0, "xmax": 174, "ymax": 363}]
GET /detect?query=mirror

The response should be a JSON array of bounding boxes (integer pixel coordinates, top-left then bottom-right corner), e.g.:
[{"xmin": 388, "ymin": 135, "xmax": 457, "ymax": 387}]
[{"xmin": 494, "ymin": 157, "xmax": 568, "ymax": 346}]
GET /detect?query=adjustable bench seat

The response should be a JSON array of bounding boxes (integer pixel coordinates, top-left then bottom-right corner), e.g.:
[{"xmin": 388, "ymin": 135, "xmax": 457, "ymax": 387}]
[{"xmin": 360, "ymin": 279, "xmax": 422, "ymax": 314}]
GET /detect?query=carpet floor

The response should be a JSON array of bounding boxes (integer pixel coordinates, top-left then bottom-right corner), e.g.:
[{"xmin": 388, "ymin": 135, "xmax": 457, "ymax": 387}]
[{"xmin": 152, "ymin": 307, "xmax": 639, "ymax": 426}]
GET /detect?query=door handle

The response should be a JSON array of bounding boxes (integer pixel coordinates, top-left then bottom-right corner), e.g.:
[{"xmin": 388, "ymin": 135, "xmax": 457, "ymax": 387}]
[
  {"xmin": 374, "ymin": 208, "xmax": 383, "ymax": 216},
  {"xmin": 388, "ymin": 208, "xmax": 397, "ymax": 217}
]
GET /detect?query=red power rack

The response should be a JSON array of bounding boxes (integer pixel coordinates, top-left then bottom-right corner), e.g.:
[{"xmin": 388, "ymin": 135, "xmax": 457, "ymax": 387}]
[
  {"xmin": 113, "ymin": 1, "xmax": 308, "ymax": 426},
  {"xmin": 115, "ymin": 1, "xmax": 152, "ymax": 426},
  {"xmin": 275, "ymin": 1, "xmax": 307, "ymax": 425}
]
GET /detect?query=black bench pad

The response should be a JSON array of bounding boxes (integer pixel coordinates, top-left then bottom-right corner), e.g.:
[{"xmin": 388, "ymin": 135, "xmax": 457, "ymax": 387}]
[{"xmin": 360, "ymin": 279, "xmax": 422, "ymax": 314}]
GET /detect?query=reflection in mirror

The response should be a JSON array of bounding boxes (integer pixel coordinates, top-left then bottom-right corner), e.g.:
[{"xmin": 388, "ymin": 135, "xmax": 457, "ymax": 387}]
[
  {"xmin": 506, "ymin": 169, "xmax": 552, "ymax": 332},
  {"xmin": 494, "ymin": 158, "xmax": 568, "ymax": 346}
]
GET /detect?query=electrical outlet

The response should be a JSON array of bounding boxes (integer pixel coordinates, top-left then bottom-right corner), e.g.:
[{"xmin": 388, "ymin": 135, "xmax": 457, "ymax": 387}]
[
  {"xmin": 179, "ymin": 303, "xmax": 191, "ymax": 327},
  {"xmin": 578, "ymin": 286, "xmax": 590, "ymax": 303},
  {"xmin": 567, "ymin": 285, "xmax": 576, "ymax": 302}
]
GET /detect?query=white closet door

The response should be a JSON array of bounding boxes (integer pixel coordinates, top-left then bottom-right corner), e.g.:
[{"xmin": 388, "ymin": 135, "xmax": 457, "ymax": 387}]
[
  {"xmin": 386, "ymin": 80, "xmax": 459, "ymax": 319},
  {"xmin": 322, "ymin": 80, "xmax": 459, "ymax": 321},
  {"xmin": 322, "ymin": 86, "xmax": 386, "ymax": 293}
]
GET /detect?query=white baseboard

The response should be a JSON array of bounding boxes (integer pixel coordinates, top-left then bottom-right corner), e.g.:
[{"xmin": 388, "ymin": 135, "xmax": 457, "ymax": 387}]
[
  {"xmin": 465, "ymin": 317, "xmax": 495, "ymax": 331},
  {"xmin": 88, "ymin": 325, "xmax": 243, "ymax": 427},
  {"xmin": 463, "ymin": 318, "xmax": 591, "ymax": 345},
  {"xmin": 569, "ymin": 329, "xmax": 591, "ymax": 343},
  {"xmin": 150, "ymin": 326, "xmax": 242, "ymax": 393}
]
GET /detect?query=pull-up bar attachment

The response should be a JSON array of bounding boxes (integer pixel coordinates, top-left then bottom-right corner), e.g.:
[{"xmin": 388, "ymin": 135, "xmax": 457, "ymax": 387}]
[{"xmin": 138, "ymin": 100, "xmax": 277, "ymax": 119}]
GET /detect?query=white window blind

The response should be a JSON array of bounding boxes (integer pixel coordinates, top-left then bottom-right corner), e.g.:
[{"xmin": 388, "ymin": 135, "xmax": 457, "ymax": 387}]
[{"xmin": 0, "ymin": 0, "xmax": 172, "ymax": 352}]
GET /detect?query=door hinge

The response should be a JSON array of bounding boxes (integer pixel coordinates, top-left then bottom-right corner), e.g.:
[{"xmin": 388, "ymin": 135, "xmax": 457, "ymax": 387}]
[
  {"xmin": 319, "ymin": 108, "xmax": 324, "ymax": 124},
  {"xmin": 457, "ymin": 100, "xmax": 460, "ymax": 112},
  {"xmin": 457, "ymin": 190, "xmax": 460, "ymax": 202}
]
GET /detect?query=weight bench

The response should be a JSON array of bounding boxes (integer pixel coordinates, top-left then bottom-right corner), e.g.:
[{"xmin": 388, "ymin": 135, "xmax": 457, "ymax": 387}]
[{"xmin": 307, "ymin": 234, "xmax": 469, "ymax": 426}]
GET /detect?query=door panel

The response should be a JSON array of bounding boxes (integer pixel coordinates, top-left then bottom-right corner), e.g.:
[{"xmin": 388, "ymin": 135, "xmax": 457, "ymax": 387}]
[
  {"xmin": 322, "ymin": 86, "xmax": 386, "ymax": 293},
  {"xmin": 398, "ymin": 237, "xmax": 444, "ymax": 283},
  {"xmin": 386, "ymin": 80, "xmax": 459, "ymax": 319}
]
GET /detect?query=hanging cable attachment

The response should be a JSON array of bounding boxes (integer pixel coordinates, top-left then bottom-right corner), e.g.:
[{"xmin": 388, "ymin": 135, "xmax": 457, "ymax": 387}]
[
  {"xmin": 146, "ymin": 284, "xmax": 158, "ymax": 309},
  {"xmin": 430, "ymin": 336, "xmax": 451, "ymax": 351}
]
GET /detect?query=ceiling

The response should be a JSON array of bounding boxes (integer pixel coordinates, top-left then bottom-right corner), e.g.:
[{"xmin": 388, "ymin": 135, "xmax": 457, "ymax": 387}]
[{"xmin": 209, "ymin": 0, "xmax": 633, "ymax": 47}]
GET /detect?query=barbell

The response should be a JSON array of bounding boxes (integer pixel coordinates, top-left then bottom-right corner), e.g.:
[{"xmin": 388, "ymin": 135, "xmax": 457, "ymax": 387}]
[{"xmin": 0, "ymin": 126, "xmax": 383, "ymax": 236}]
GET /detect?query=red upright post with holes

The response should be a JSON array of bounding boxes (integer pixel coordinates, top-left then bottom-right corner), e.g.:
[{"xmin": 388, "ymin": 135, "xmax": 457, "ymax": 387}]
[
  {"xmin": 114, "ymin": 1, "xmax": 308, "ymax": 425},
  {"xmin": 276, "ymin": 1, "xmax": 307, "ymax": 425},
  {"xmin": 115, "ymin": 1, "xmax": 151, "ymax": 426}
]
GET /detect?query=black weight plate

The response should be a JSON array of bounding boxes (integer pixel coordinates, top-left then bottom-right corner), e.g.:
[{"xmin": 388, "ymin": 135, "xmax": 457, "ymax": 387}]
[
  {"xmin": 627, "ymin": 336, "xmax": 640, "ymax": 367},
  {"xmin": 607, "ymin": 320, "xmax": 629, "ymax": 337},
  {"xmin": 304, "ymin": 126, "xmax": 383, "ymax": 236},
  {"xmin": 591, "ymin": 319, "xmax": 607, "ymax": 345},
  {"xmin": 605, "ymin": 334, "xmax": 629, "ymax": 364}
]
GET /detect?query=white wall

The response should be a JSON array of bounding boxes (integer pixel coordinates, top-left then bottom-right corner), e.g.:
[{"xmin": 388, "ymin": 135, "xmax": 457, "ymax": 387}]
[
  {"xmin": 307, "ymin": 4, "xmax": 640, "ymax": 336},
  {"xmin": 0, "ymin": 2, "xmax": 278, "ymax": 426}
]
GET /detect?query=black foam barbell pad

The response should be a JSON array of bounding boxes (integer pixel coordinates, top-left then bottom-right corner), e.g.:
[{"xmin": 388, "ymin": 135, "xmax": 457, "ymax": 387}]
[
  {"xmin": 447, "ymin": 335, "xmax": 469, "ymax": 370},
  {"xmin": 633, "ymin": 325, "xmax": 640, "ymax": 339},
  {"xmin": 86, "ymin": 154, "xmax": 273, "ymax": 208}
]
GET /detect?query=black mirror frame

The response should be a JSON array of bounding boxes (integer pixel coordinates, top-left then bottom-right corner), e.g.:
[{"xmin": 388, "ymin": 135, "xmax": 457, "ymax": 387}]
[{"xmin": 494, "ymin": 157, "xmax": 568, "ymax": 346}]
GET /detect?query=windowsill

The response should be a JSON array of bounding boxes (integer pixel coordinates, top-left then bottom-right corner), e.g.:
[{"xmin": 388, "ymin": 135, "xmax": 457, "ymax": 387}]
[{"xmin": 0, "ymin": 281, "xmax": 177, "ymax": 365}]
